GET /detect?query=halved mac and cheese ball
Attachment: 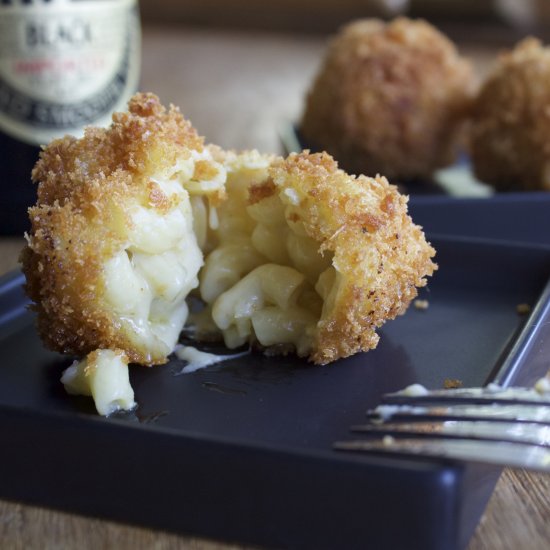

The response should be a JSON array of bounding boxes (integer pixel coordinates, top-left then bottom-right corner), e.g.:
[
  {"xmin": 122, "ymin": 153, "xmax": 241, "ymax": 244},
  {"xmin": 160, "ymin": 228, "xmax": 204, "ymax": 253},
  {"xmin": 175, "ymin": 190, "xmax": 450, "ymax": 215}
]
[
  {"xmin": 21, "ymin": 93, "xmax": 226, "ymax": 365},
  {"xmin": 22, "ymin": 94, "xmax": 436, "ymax": 417},
  {"xmin": 199, "ymin": 151, "xmax": 436, "ymax": 364}
]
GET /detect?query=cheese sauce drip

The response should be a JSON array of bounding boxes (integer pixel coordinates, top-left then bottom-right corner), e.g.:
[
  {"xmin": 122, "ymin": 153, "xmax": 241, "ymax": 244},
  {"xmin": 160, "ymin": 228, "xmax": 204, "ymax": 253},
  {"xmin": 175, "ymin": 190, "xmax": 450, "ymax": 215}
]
[{"xmin": 174, "ymin": 344, "xmax": 248, "ymax": 374}]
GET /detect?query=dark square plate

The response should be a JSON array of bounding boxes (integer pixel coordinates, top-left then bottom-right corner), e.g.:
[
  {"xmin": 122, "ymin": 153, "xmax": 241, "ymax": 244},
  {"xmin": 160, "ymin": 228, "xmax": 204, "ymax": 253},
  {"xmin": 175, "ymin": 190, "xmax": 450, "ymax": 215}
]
[
  {"xmin": 409, "ymin": 193, "xmax": 550, "ymax": 246},
  {"xmin": 1, "ymin": 235, "xmax": 550, "ymax": 550}
]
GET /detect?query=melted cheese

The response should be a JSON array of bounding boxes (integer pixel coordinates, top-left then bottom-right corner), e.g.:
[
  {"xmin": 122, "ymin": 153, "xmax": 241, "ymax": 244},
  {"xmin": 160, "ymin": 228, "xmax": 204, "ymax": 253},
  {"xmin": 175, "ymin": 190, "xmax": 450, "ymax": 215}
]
[
  {"xmin": 399, "ymin": 383, "xmax": 430, "ymax": 397},
  {"xmin": 174, "ymin": 345, "xmax": 248, "ymax": 374}
]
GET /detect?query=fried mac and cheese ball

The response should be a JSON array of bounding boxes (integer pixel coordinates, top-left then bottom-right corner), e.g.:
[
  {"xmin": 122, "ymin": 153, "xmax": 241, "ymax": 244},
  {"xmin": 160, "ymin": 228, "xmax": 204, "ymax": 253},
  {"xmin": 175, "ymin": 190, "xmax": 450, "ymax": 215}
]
[
  {"xmin": 470, "ymin": 38, "xmax": 550, "ymax": 190},
  {"xmin": 22, "ymin": 94, "xmax": 436, "ymax": 413},
  {"xmin": 22, "ymin": 93, "xmax": 226, "ymax": 366},
  {"xmin": 199, "ymin": 151, "xmax": 437, "ymax": 364},
  {"xmin": 301, "ymin": 18, "xmax": 474, "ymax": 180}
]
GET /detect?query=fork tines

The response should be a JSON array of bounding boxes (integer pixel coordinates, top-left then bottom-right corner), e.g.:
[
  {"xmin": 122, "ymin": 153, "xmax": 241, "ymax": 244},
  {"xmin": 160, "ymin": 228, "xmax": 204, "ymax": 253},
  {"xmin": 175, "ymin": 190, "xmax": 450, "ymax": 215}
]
[
  {"xmin": 351, "ymin": 420, "xmax": 550, "ymax": 447},
  {"xmin": 333, "ymin": 438, "xmax": 550, "ymax": 473},
  {"xmin": 333, "ymin": 382, "xmax": 550, "ymax": 473},
  {"xmin": 382, "ymin": 384, "xmax": 550, "ymax": 406},
  {"xmin": 368, "ymin": 402, "xmax": 550, "ymax": 425}
]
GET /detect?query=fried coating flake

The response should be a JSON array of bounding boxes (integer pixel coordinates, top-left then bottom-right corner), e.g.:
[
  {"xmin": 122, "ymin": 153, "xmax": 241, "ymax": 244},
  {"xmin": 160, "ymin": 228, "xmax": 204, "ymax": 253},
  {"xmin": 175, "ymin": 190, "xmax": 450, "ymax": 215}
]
[
  {"xmin": 21, "ymin": 93, "xmax": 225, "ymax": 365},
  {"xmin": 470, "ymin": 38, "xmax": 550, "ymax": 190},
  {"xmin": 301, "ymin": 17, "xmax": 474, "ymax": 180}
]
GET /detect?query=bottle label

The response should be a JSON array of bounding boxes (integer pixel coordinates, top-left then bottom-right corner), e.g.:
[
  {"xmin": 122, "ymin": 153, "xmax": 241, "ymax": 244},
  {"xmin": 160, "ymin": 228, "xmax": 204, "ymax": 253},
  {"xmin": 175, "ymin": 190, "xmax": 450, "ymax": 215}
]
[{"xmin": 0, "ymin": 0, "xmax": 140, "ymax": 146}]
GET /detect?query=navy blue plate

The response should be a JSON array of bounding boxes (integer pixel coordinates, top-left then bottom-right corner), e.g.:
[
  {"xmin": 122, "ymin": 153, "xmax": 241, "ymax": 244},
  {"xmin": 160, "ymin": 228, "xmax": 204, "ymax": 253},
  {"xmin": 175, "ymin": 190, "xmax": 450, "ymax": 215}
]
[
  {"xmin": 410, "ymin": 193, "xmax": 550, "ymax": 246},
  {"xmin": 1, "ymin": 234, "xmax": 550, "ymax": 550}
]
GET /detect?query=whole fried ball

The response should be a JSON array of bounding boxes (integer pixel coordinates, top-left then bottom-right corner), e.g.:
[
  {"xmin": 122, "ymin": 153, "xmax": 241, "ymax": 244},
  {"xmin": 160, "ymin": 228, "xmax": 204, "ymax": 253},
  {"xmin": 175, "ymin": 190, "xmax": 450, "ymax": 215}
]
[
  {"xmin": 470, "ymin": 38, "xmax": 550, "ymax": 190},
  {"xmin": 300, "ymin": 18, "xmax": 474, "ymax": 180}
]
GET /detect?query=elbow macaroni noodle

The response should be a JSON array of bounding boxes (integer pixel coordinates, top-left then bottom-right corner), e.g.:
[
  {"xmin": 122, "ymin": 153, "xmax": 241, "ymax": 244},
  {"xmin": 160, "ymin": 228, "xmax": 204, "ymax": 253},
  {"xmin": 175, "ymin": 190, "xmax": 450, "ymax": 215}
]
[
  {"xmin": 61, "ymin": 349, "xmax": 135, "ymax": 416},
  {"xmin": 197, "ymin": 151, "xmax": 336, "ymax": 357}
]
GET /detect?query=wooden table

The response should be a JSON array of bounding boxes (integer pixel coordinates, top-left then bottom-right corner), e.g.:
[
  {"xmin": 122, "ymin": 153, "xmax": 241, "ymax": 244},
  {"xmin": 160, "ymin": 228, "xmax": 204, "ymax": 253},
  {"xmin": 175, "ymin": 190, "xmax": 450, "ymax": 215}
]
[{"xmin": 2, "ymin": 24, "xmax": 550, "ymax": 550}]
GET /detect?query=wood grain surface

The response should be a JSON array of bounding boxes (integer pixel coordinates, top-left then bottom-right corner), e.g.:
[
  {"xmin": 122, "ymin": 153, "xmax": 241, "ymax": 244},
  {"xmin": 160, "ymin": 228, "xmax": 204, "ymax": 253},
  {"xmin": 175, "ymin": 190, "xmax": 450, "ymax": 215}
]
[{"xmin": 1, "ymin": 24, "xmax": 549, "ymax": 550}]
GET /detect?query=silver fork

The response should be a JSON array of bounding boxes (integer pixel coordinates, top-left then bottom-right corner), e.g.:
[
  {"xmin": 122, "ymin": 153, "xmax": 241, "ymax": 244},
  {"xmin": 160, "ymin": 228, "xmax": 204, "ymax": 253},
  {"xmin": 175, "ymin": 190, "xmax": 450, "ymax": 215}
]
[{"xmin": 334, "ymin": 380, "xmax": 550, "ymax": 472}]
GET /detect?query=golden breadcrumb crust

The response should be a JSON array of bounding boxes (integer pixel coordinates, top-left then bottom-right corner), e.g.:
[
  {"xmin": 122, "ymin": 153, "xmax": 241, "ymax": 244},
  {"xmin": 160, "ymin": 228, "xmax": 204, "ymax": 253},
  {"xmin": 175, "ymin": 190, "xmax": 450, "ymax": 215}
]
[
  {"xmin": 21, "ymin": 93, "xmax": 206, "ymax": 365},
  {"xmin": 268, "ymin": 151, "xmax": 437, "ymax": 364},
  {"xmin": 301, "ymin": 17, "xmax": 474, "ymax": 180},
  {"xmin": 470, "ymin": 38, "xmax": 550, "ymax": 190}
]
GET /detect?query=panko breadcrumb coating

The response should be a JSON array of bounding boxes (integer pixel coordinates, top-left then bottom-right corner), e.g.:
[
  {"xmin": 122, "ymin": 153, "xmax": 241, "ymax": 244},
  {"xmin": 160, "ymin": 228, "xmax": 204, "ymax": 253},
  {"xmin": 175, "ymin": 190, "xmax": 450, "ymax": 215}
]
[
  {"xmin": 268, "ymin": 152, "xmax": 436, "ymax": 362},
  {"xmin": 470, "ymin": 38, "xmax": 550, "ymax": 190},
  {"xmin": 301, "ymin": 17, "xmax": 474, "ymax": 180},
  {"xmin": 22, "ymin": 93, "xmax": 436, "ymax": 375}
]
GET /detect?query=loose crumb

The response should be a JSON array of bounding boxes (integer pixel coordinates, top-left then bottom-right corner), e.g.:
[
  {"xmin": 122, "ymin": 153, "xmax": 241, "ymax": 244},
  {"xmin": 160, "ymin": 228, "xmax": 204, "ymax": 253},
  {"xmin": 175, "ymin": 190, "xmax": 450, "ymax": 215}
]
[
  {"xmin": 443, "ymin": 378, "xmax": 463, "ymax": 389},
  {"xmin": 414, "ymin": 299, "xmax": 430, "ymax": 310},
  {"xmin": 516, "ymin": 303, "xmax": 531, "ymax": 315}
]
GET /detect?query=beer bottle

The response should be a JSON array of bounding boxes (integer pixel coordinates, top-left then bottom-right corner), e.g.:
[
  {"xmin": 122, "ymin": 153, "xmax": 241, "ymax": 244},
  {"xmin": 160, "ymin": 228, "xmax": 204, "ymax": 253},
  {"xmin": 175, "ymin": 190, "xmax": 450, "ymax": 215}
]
[{"xmin": 0, "ymin": 0, "xmax": 141, "ymax": 234}]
